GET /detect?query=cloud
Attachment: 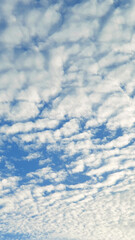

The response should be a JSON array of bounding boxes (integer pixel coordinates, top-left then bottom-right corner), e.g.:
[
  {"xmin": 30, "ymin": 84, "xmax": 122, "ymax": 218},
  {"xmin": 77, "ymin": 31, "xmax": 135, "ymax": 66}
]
[
  {"xmin": 0, "ymin": 0, "xmax": 135, "ymax": 239},
  {"xmin": 0, "ymin": 176, "xmax": 21, "ymax": 197},
  {"xmin": 1, "ymin": 178, "xmax": 135, "ymax": 240}
]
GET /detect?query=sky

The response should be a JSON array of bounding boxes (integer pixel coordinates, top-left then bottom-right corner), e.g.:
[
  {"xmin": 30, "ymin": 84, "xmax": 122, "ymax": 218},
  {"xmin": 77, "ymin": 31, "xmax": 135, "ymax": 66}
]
[{"xmin": 0, "ymin": 0, "xmax": 135, "ymax": 239}]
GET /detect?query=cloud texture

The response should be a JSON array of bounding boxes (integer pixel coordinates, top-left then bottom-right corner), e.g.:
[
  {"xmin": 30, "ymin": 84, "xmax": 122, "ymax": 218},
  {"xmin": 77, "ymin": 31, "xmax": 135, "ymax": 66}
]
[{"xmin": 0, "ymin": 0, "xmax": 135, "ymax": 239}]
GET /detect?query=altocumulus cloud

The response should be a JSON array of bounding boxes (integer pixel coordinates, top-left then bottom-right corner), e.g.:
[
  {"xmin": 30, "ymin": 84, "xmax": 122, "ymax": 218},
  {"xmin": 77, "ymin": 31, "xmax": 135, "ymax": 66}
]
[{"xmin": 0, "ymin": 0, "xmax": 135, "ymax": 239}]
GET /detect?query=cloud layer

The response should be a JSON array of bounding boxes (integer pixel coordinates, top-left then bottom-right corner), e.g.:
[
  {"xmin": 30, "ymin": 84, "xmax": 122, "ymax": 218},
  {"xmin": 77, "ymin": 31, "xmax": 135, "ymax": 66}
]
[{"xmin": 0, "ymin": 0, "xmax": 135, "ymax": 239}]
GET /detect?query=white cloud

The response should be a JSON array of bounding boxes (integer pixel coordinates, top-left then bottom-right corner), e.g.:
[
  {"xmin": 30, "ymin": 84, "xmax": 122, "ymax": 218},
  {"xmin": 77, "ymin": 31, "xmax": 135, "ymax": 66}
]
[
  {"xmin": 0, "ymin": 176, "xmax": 21, "ymax": 197},
  {"xmin": 25, "ymin": 152, "xmax": 41, "ymax": 161},
  {"xmin": 16, "ymin": 51, "xmax": 45, "ymax": 71},
  {"xmin": 25, "ymin": 4, "xmax": 60, "ymax": 38},
  {"xmin": 0, "ymin": 118, "xmax": 58, "ymax": 135},
  {"xmin": 69, "ymin": 159, "xmax": 85, "ymax": 174},
  {"xmin": 1, "ymin": 179, "xmax": 135, "ymax": 240},
  {"xmin": 0, "ymin": 0, "xmax": 135, "ymax": 239},
  {"xmin": 2, "ymin": 25, "xmax": 26, "ymax": 46},
  {"xmin": 9, "ymin": 101, "xmax": 39, "ymax": 121},
  {"xmin": 27, "ymin": 167, "xmax": 67, "ymax": 183},
  {"xmin": 71, "ymin": 0, "xmax": 113, "ymax": 18},
  {"xmin": 54, "ymin": 119, "xmax": 79, "ymax": 140}
]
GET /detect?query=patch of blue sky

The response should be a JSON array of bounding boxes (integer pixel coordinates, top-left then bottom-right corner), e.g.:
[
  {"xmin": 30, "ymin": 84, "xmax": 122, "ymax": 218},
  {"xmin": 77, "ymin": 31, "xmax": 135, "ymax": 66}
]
[
  {"xmin": 92, "ymin": 124, "xmax": 123, "ymax": 141},
  {"xmin": 42, "ymin": 147, "xmax": 64, "ymax": 168},
  {"xmin": 14, "ymin": 0, "xmax": 48, "ymax": 15},
  {"xmin": 14, "ymin": 45, "xmax": 30, "ymax": 57},
  {"xmin": 14, "ymin": 1, "xmax": 31, "ymax": 15},
  {"xmin": 113, "ymin": 0, "xmax": 131, "ymax": 9},
  {"xmin": 0, "ymin": 118, "xmax": 13, "ymax": 129},
  {"xmin": 1, "ymin": 142, "xmax": 27, "ymax": 171},
  {"xmin": 130, "ymin": 90, "xmax": 135, "ymax": 99},
  {"xmin": 64, "ymin": 0, "xmax": 83, "ymax": 7},
  {"xmin": 65, "ymin": 169, "xmax": 90, "ymax": 185},
  {"xmin": 0, "ymin": 19, "xmax": 7, "ymax": 34},
  {"xmin": 92, "ymin": 123, "xmax": 112, "ymax": 140},
  {"xmin": 0, "ymin": 232, "xmax": 31, "ymax": 240}
]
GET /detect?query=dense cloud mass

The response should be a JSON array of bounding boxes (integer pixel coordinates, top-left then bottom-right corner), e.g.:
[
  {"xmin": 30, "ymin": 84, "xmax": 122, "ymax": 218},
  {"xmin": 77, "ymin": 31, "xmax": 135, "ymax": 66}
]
[{"xmin": 0, "ymin": 0, "xmax": 135, "ymax": 239}]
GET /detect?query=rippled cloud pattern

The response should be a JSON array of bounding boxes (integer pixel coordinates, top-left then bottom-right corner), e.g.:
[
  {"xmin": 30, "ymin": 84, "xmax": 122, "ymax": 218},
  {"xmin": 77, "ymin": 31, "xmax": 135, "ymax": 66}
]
[{"xmin": 0, "ymin": 0, "xmax": 135, "ymax": 239}]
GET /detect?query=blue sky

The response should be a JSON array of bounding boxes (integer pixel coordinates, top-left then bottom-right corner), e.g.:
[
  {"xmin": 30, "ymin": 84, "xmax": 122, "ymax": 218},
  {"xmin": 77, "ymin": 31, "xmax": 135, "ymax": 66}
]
[{"xmin": 0, "ymin": 0, "xmax": 135, "ymax": 239}]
